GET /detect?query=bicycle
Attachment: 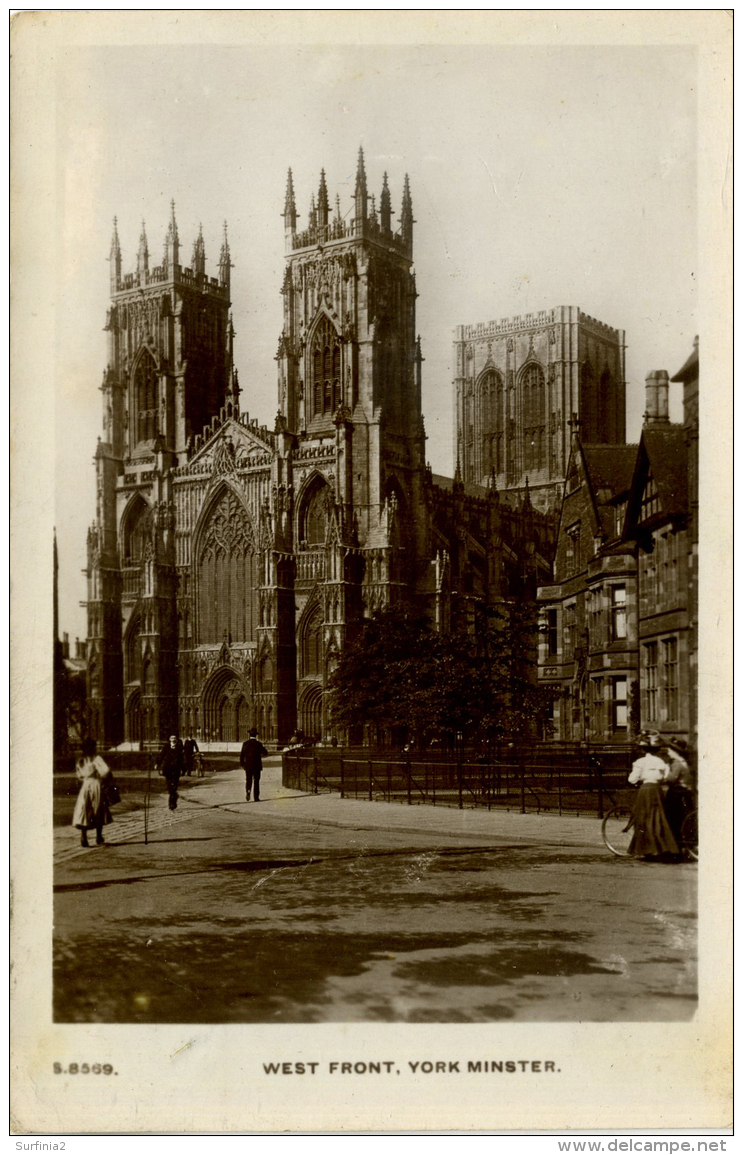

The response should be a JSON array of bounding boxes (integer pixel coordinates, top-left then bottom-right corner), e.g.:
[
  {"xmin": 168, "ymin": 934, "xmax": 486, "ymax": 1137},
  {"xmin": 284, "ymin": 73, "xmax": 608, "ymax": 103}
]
[
  {"xmin": 601, "ymin": 806, "xmax": 634, "ymax": 857},
  {"xmin": 679, "ymin": 808, "xmax": 698, "ymax": 861},
  {"xmin": 602, "ymin": 803, "xmax": 698, "ymax": 861}
]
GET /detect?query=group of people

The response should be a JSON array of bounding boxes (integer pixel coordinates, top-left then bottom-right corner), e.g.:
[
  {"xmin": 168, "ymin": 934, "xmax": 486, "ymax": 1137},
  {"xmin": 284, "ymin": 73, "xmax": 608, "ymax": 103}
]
[
  {"xmin": 627, "ymin": 732, "xmax": 695, "ymax": 860},
  {"xmin": 72, "ymin": 728, "xmax": 269, "ymax": 843},
  {"xmin": 155, "ymin": 728, "xmax": 267, "ymax": 808}
]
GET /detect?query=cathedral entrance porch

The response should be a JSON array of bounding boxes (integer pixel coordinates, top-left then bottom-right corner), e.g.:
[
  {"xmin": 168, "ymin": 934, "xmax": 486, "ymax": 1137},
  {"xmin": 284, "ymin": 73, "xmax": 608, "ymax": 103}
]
[{"xmin": 202, "ymin": 667, "xmax": 252, "ymax": 745}]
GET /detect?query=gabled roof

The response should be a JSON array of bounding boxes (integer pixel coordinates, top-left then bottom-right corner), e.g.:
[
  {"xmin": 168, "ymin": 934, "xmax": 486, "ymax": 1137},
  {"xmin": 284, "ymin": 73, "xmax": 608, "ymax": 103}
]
[
  {"xmin": 625, "ymin": 424, "xmax": 688, "ymax": 532},
  {"xmin": 559, "ymin": 441, "xmax": 637, "ymax": 545},
  {"xmin": 581, "ymin": 444, "xmax": 637, "ymax": 499},
  {"xmin": 642, "ymin": 427, "xmax": 688, "ymax": 516},
  {"xmin": 670, "ymin": 339, "xmax": 699, "ymax": 384}
]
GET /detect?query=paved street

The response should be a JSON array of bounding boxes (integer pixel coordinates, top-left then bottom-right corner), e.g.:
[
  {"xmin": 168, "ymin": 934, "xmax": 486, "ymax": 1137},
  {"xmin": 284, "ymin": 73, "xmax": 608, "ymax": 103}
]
[{"xmin": 54, "ymin": 756, "xmax": 697, "ymax": 1024}]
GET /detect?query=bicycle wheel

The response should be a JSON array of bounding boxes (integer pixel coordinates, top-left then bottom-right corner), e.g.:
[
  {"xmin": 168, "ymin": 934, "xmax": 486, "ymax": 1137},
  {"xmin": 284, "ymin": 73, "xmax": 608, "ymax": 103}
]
[
  {"xmin": 680, "ymin": 809, "xmax": 698, "ymax": 861},
  {"xmin": 602, "ymin": 807, "xmax": 634, "ymax": 857}
]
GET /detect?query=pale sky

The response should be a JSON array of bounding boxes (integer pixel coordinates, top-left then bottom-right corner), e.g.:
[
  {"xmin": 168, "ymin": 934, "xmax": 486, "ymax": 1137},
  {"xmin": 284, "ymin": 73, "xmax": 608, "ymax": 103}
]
[{"xmin": 54, "ymin": 41, "xmax": 697, "ymax": 640}]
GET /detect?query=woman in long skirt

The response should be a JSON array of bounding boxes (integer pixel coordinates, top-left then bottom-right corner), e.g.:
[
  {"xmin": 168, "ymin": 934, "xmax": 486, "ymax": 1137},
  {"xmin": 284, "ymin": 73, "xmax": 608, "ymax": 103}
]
[
  {"xmin": 627, "ymin": 733, "xmax": 679, "ymax": 859},
  {"xmin": 71, "ymin": 738, "xmax": 112, "ymax": 847}
]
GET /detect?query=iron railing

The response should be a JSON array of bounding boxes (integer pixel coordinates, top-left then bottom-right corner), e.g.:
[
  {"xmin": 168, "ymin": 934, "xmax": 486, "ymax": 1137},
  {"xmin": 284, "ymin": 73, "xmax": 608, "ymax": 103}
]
[{"xmin": 282, "ymin": 744, "xmax": 635, "ymax": 818}]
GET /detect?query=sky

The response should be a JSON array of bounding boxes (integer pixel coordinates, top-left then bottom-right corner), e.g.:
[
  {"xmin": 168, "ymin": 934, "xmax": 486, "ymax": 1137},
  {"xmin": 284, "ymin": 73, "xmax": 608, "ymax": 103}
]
[{"xmin": 54, "ymin": 41, "xmax": 697, "ymax": 641}]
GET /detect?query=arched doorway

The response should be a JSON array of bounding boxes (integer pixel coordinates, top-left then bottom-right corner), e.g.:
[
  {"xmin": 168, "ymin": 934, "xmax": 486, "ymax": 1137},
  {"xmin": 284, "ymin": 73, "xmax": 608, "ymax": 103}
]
[
  {"xmin": 202, "ymin": 667, "xmax": 247, "ymax": 743},
  {"xmin": 126, "ymin": 690, "xmax": 142, "ymax": 745},
  {"xmin": 298, "ymin": 683, "xmax": 323, "ymax": 742}
]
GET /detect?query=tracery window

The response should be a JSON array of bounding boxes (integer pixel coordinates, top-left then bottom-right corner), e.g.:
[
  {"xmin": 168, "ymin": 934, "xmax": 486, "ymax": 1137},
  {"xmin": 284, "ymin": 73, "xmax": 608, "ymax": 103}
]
[
  {"xmin": 301, "ymin": 481, "xmax": 329, "ymax": 545},
  {"xmin": 477, "ymin": 370, "xmax": 504, "ymax": 476},
  {"xmin": 301, "ymin": 606, "xmax": 323, "ymax": 677},
  {"xmin": 310, "ymin": 316, "xmax": 342, "ymax": 420},
  {"xmin": 521, "ymin": 363, "xmax": 546, "ymax": 473},
  {"xmin": 134, "ymin": 351, "xmax": 159, "ymax": 443},
  {"xmin": 197, "ymin": 490, "xmax": 258, "ymax": 644}
]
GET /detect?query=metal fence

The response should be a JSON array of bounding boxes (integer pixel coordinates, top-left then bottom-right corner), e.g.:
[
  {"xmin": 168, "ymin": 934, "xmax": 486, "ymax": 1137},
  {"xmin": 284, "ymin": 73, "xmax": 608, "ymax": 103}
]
[{"xmin": 282, "ymin": 744, "xmax": 635, "ymax": 818}]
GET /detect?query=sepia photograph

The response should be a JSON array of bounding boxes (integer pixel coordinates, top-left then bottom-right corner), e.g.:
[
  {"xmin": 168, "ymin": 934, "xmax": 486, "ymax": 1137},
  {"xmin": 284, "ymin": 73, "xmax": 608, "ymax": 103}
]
[{"xmin": 11, "ymin": 9, "xmax": 731, "ymax": 1136}]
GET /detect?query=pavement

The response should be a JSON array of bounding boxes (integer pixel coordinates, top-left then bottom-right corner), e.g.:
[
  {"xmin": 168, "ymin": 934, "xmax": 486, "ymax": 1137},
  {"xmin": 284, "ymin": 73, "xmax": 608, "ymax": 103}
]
[{"xmin": 53, "ymin": 756, "xmax": 698, "ymax": 1024}]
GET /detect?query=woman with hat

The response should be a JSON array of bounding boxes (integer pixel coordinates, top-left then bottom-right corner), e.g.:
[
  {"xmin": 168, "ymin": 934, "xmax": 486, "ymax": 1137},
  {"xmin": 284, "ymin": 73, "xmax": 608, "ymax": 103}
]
[
  {"xmin": 71, "ymin": 737, "xmax": 114, "ymax": 848},
  {"xmin": 662, "ymin": 738, "xmax": 695, "ymax": 844},
  {"xmin": 626, "ymin": 731, "xmax": 680, "ymax": 859}
]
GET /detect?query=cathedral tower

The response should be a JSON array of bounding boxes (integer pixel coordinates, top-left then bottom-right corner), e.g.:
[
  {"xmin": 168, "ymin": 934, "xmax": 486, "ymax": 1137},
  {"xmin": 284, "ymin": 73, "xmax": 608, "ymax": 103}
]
[
  {"xmin": 276, "ymin": 149, "xmax": 426, "ymax": 555},
  {"xmin": 87, "ymin": 208, "xmax": 234, "ymax": 746}
]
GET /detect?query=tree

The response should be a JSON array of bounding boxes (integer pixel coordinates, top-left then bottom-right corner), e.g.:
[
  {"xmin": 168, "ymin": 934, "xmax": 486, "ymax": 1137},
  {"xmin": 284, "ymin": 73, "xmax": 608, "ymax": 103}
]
[{"xmin": 327, "ymin": 600, "xmax": 555, "ymax": 749}]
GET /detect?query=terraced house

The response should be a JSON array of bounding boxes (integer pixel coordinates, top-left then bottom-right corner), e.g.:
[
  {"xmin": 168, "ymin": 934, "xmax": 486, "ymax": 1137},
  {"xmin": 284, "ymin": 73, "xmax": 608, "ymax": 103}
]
[{"xmin": 537, "ymin": 342, "xmax": 699, "ymax": 749}]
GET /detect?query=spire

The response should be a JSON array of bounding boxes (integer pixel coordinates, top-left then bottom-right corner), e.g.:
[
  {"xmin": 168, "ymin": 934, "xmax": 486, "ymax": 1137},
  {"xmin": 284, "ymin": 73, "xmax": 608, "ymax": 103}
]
[
  {"xmin": 109, "ymin": 217, "xmax": 121, "ymax": 292},
  {"xmin": 369, "ymin": 193, "xmax": 378, "ymax": 227},
  {"xmin": 283, "ymin": 167, "xmax": 297, "ymax": 233},
  {"xmin": 317, "ymin": 169, "xmax": 330, "ymax": 230},
  {"xmin": 401, "ymin": 173, "xmax": 414, "ymax": 245},
  {"xmin": 354, "ymin": 145, "xmax": 367, "ymax": 230},
  {"xmin": 308, "ymin": 193, "xmax": 317, "ymax": 232},
  {"xmin": 380, "ymin": 171, "xmax": 392, "ymax": 232},
  {"xmin": 137, "ymin": 219, "xmax": 149, "ymax": 281},
  {"xmin": 192, "ymin": 223, "xmax": 205, "ymax": 279},
  {"xmin": 218, "ymin": 221, "xmax": 231, "ymax": 290},
  {"xmin": 454, "ymin": 451, "xmax": 463, "ymax": 487},
  {"xmin": 164, "ymin": 199, "xmax": 180, "ymax": 273}
]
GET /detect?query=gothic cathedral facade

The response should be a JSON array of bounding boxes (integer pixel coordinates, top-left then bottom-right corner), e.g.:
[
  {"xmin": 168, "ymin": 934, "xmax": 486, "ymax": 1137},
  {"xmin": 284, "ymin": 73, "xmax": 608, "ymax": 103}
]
[{"xmin": 86, "ymin": 151, "xmax": 555, "ymax": 748}]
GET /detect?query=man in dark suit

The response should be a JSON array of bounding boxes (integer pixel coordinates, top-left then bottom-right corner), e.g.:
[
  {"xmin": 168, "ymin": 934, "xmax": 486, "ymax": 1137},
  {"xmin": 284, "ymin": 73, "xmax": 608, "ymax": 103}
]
[
  {"xmin": 183, "ymin": 734, "xmax": 199, "ymax": 776},
  {"xmin": 240, "ymin": 727, "xmax": 268, "ymax": 803},
  {"xmin": 156, "ymin": 734, "xmax": 184, "ymax": 811}
]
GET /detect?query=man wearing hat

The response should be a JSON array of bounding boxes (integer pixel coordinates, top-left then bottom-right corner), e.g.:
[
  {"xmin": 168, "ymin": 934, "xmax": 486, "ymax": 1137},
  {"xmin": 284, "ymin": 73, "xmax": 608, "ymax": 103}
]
[
  {"xmin": 156, "ymin": 734, "xmax": 184, "ymax": 811},
  {"xmin": 240, "ymin": 727, "xmax": 269, "ymax": 803}
]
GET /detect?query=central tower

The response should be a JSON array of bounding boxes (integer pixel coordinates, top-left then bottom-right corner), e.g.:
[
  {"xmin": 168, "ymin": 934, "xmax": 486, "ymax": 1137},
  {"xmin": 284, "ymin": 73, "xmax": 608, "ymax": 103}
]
[{"xmin": 276, "ymin": 149, "xmax": 426, "ymax": 552}]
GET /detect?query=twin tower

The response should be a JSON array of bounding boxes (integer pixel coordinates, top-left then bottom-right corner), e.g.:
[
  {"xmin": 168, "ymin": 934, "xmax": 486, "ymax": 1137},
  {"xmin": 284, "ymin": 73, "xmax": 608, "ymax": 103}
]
[{"xmin": 86, "ymin": 149, "xmax": 461, "ymax": 748}]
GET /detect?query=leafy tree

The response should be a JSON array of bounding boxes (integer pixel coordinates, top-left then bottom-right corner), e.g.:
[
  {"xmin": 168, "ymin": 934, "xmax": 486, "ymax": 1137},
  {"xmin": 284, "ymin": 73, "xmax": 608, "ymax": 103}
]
[{"xmin": 327, "ymin": 600, "xmax": 555, "ymax": 750}]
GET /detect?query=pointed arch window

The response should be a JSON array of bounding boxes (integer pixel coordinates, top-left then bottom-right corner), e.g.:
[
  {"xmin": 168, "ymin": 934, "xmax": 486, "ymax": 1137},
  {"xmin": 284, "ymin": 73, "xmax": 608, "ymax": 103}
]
[
  {"xmin": 301, "ymin": 605, "xmax": 323, "ymax": 677},
  {"xmin": 521, "ymin": 363, "xmax": 546, "ymax": 473},
  {"xmin": 310, "ymin": 316, "xmax": 342, "ymax": 420},
  {"xmin": 122, "ymin": 497, "xmax": 150, "ymax": 563},
  {"xmin": 477, "ymin": 369, "xmax": 504, "ymax": 477},
  {"xmin": 301, "ymin": 480, "xmax": 330, "ymax": 545},
  {"xmin": 197, "ymin": 490, "xmax": 258, "ymax": 645},
  {"xmin": 580, "ymin": 363, "xmax": 598, "ymax": 443},
  {"xmin": 134, "ymin": 351, "xmax": 159, "ymax": 443}
]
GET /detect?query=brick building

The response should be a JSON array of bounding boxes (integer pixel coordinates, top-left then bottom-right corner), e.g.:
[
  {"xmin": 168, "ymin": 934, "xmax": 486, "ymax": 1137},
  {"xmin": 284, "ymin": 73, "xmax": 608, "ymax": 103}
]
[
  {"xmin": 537, "ymin": 342, "xmax": 699, "ymax": 749},
  {"xmin": 85, "ymin": 151, "xmax": 555, "ymax": 749}
]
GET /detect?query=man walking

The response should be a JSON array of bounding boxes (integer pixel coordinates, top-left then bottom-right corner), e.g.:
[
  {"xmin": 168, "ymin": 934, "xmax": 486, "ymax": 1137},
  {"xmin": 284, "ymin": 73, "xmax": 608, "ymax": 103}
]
[
  {"xmin": 240, "ymin": 726, "xmax": 268, "ymax": 803},
  {"xmin": 183, "ymin": 733, "xmax": 199, "ymax": 777},
  {"xmin": 156, "ymin": 734, "xmax": 184, "ymax": 811}
]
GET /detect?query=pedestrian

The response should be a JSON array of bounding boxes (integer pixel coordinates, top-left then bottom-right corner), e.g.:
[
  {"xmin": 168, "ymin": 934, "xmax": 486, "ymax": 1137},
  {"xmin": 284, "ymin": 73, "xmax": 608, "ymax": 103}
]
[
  {"xmin": 240, "ymin": 726, "xmax": 268, "ymax": 803},
  {"xmin": 156, "ymin": 734, "xmax": 184, "ymax": 811},
  {"xmin": 627, "ymin": 731, "xmax": 680, "ymax": 859},
  {"xmin": 661, "ymin": 738, "xmax": 695, "ymax": 845},
  {"xmin": 183, "ymin": 734, "xmax": 199, "ymax": 777},
  {"xmin": 71, "ymin": 737, "xmax": 113, "ymax": 847}
]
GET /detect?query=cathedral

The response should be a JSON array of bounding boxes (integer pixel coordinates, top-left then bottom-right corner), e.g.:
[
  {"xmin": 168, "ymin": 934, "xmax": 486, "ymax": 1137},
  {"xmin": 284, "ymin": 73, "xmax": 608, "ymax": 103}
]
[
  {"xmin": 454, "ymin": 306, "xmax": 626, "ymax": 512},
  {"xmin": 85, "ymin": 149, "xmax": 556, "ymax": 748}
]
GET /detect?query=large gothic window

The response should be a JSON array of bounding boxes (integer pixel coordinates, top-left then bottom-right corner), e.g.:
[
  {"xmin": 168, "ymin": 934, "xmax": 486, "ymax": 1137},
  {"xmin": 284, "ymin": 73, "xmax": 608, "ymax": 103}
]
[
  {"xmin": 122, "ymin": 496, "xmax": 151, "ymax": 564},
  {"xmin": 301, "ymin": 479, "xmax": 329, "ymax": 545},
  {"xmin": 580, "ymin": 363, "xmax": 598, "ymax": 443},
  {"xmin": 310, "ymin": 316, "xmax": 342, "ymax": 420},
  {"xmin": 301, "ymin": 605, "xmax": 323, "ymax": 678},
  {"xmin": 197, "ymin": 490, "xmax": 258, "ymax": 644},
  {"xmin": 521, "ymin": 363, "xmax": 546, "ymax": 473},
  {"xmin": 134, "ymin": 351, "xmax": 159, "ymax": 443},
  {"xmin": 477, "ymin": 370, "xmax": 504, "ymax": 476}
]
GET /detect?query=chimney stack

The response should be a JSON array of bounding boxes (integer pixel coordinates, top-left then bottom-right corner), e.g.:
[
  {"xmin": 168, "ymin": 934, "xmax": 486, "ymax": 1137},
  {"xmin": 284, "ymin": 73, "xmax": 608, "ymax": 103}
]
[{"xmin": 644, "ymin": 370, "xmax": 670, "ymax": 426}]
